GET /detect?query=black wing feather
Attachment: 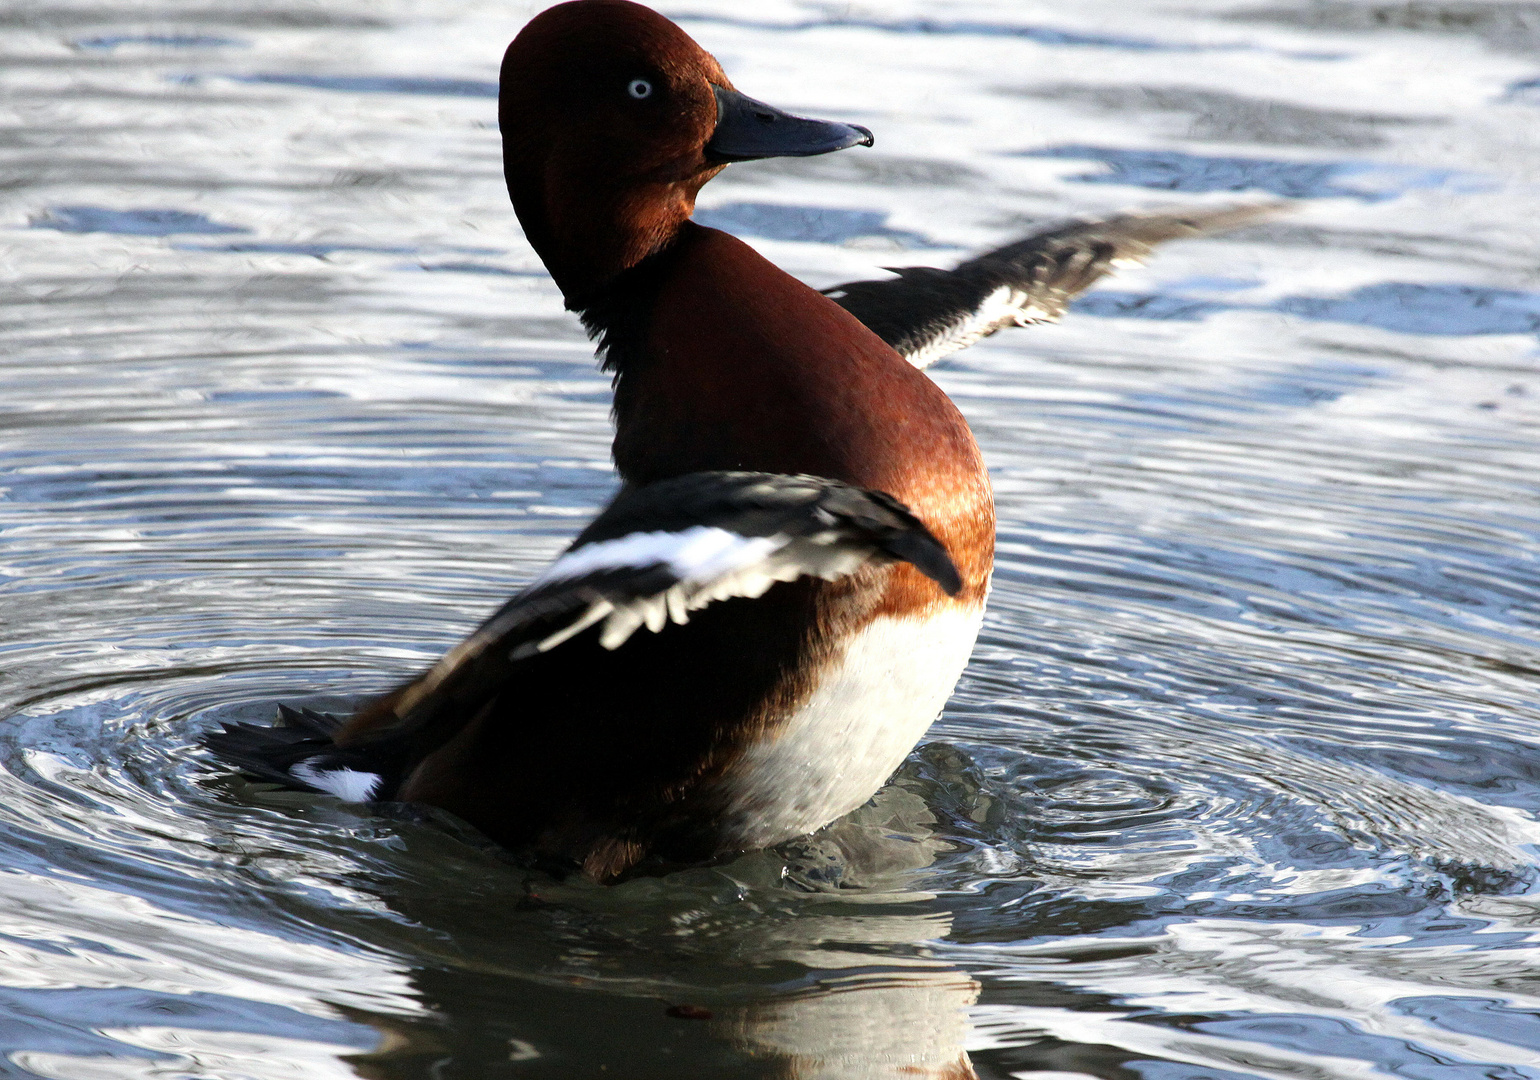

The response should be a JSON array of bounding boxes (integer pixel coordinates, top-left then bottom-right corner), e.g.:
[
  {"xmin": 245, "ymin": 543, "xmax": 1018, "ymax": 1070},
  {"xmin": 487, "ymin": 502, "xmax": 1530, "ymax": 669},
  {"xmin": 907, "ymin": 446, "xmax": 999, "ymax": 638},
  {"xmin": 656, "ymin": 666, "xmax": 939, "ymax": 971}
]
[{"xmin": 826, "ymin": 202, "xmax": 1285, "ymax": 368}]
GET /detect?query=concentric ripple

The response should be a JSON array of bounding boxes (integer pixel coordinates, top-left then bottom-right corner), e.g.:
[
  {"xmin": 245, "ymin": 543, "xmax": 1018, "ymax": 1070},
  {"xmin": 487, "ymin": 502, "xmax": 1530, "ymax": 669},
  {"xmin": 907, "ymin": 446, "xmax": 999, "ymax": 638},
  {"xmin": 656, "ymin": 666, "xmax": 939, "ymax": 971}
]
[{"xmin": 3, "ymin": 0, "xmax": 1540, "ymax": 1076}]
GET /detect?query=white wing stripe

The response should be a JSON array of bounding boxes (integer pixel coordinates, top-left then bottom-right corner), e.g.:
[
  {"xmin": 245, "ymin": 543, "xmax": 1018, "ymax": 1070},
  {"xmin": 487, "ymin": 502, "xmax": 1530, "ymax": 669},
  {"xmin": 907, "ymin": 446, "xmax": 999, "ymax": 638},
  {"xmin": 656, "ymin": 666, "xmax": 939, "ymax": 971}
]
[
  {"xmin": 532, "ymin": 526, "xmax": 786, "ymax": 587},
  {"xmin": 401, "ymin": 516, "xmax": 890, "ymax": 715},
  {"xmin": 904, "ymin": 284, "xmax": 1061, "ymax": 370}
]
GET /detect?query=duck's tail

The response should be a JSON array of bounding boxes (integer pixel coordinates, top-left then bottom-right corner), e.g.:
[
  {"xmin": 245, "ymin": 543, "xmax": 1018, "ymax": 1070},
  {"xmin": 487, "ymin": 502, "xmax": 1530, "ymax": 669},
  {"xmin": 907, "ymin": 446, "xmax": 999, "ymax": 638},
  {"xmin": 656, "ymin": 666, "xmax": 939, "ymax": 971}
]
[{"xmin": 204, "ymin": 704, "xmax": 403, "ymax": 803}]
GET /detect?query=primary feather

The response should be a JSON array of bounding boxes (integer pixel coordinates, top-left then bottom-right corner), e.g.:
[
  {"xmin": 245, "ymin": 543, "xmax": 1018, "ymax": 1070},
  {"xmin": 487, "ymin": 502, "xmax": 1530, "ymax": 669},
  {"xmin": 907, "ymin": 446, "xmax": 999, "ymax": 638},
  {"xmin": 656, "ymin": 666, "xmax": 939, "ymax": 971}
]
[{"xmin": 826, "ymin": 202, "xmax": 1284, "ymax": 368}]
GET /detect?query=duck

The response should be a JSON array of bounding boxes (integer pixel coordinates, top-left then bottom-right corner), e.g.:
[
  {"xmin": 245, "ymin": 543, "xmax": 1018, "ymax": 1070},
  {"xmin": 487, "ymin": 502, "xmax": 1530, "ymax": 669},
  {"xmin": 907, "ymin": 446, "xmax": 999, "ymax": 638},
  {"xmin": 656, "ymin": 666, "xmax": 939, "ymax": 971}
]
[{"xmin": 208, "ymin": 0, "xmax": 1275, "ymax": 882}]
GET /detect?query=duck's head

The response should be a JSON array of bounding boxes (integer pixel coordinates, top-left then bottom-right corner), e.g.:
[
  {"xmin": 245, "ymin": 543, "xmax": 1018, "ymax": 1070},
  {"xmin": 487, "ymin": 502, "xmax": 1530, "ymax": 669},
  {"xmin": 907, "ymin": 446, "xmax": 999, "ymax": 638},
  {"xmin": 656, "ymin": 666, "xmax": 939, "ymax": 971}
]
[{"xmin": 499, "ymin": 0, "xmax": 873, "ymax": 301}]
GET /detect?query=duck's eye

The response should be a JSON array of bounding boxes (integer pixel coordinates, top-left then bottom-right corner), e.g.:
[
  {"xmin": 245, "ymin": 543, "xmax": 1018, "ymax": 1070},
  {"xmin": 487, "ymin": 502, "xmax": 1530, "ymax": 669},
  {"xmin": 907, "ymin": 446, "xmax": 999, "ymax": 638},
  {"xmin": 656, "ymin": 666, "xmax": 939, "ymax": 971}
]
[{"xmin": 627, "ymin": 78, "xmax": 653, "ymax": 100}]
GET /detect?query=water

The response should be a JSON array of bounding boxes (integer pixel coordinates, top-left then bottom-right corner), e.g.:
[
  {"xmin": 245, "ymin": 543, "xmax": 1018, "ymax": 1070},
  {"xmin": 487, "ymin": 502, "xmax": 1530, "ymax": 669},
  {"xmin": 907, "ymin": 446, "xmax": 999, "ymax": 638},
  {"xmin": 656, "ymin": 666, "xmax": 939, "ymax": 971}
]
[{"xmin": 3, "ymin": 0, "xmax": 1540, "ymax": 1075}]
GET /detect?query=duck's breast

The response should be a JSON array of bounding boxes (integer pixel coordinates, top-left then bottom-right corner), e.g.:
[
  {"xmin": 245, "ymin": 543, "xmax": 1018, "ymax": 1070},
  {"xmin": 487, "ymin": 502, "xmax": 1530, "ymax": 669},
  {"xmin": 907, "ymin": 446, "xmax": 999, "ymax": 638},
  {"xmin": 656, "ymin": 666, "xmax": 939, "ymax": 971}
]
[{"xmin": 707, "ymin": 599, "xmax": 984, "ymax": 850}]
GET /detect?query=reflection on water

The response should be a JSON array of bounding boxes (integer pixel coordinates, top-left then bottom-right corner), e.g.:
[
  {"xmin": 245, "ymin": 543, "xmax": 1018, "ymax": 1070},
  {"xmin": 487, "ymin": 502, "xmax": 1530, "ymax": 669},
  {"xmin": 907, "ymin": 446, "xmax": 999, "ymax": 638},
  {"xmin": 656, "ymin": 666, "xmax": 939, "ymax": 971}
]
[
  {"xmin": 694, "ymin": 202, "xmax": 939, "ymax": 247},
  {"xmin": 1076, "ymin": 281, "xmax": 1540, "ymax": 338},
  {"xmin": 3, "ymin": 0, "xmax": 1540, "ymax": 1076},
  {"xmin": 1016, "ymin": 146, "xmax": 1474, "ymax": 201},
  {"xmin": 31, "ymin": 205, "xmax": 251, "ymax": 236},
  {"xmin": 226, "ymin": 74, "xmax": 500, "ymax": 97},
  {"xmin": 666, "ymin": 12, "xmax": 1218, "ymax": 52},
  {"xmin": 332, "ymin": 782, "xmax": 982, "ymax": 1079}
]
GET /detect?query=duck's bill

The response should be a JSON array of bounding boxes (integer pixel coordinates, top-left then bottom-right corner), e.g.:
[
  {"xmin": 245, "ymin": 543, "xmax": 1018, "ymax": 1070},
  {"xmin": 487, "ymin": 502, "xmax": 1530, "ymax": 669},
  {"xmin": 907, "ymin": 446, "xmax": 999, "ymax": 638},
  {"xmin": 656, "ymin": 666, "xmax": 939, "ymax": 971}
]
[{"xmin": 706, "ymin": 85, "xmax": 874, "ymax": 162}]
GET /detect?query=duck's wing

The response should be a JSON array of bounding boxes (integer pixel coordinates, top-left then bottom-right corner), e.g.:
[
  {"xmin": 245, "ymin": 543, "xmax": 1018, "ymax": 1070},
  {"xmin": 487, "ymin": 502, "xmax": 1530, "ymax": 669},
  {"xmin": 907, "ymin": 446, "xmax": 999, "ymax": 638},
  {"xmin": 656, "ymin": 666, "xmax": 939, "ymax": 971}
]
[
  {"xmin": 382, "ymin": 470, "xmax": 960, "ymax": 728},
  {"xmin": 207, "ymin": 471, "xmax": 959, "ymax": 801},
  {"xmin": 824, "ymin": 203, "xmax": 1284, "ymax": 369}
]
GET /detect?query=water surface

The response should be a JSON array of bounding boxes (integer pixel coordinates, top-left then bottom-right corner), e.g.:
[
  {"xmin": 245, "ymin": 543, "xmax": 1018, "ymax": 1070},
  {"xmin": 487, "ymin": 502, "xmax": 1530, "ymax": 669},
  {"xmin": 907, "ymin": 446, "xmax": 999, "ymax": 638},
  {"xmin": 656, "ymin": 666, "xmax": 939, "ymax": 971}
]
[{"xmin": 3, "ymin": 0, "xmax": 1540, "ymax": 1076}]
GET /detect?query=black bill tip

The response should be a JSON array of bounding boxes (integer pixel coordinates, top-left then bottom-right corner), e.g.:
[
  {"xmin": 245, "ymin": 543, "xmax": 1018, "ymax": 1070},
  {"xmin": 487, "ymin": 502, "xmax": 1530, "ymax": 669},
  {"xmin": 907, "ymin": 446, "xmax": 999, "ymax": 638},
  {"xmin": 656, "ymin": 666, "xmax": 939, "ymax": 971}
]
[{"xmin": 706, "ymin": 85, "xmax": 873, "ymax": 163}]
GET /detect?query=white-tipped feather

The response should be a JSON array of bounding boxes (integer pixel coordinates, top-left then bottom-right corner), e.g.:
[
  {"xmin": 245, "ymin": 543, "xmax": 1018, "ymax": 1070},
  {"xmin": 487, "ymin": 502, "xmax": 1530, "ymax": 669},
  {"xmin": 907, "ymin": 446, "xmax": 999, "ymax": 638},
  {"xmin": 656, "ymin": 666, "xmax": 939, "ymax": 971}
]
[
  {"xmin": 520, "ymin": 600, "xmax": 613, "ymax": 657},
  {"xmin": 585, "ymin": 532, "xmax": 881, "ymax": 651},
  {"xmin": 905, "ymin": 283, "xmax": 1062, "ymax": 370},
  {"xmin": 516, "ymin": 527, "xmax": 890, "ymax": 655},
  {"xmin": 388, "ymin": 476, "xmax": 947, "ymax": 722},
  {"xmin": 531, "ymin": 526, "xmax": 781, "ymax": 587},
  {"xmin": 290, "ymin": 761, "xmax": 381, "ymax": 802}
]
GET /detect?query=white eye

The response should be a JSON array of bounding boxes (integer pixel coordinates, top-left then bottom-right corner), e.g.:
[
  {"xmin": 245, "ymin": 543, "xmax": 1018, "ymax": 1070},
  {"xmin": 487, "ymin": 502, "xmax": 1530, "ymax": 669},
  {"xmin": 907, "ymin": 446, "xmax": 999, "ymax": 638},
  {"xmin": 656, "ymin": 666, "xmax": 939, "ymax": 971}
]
[{"xmin": 627, "ymin": 78, "xmax": 653, "ymax": 100}]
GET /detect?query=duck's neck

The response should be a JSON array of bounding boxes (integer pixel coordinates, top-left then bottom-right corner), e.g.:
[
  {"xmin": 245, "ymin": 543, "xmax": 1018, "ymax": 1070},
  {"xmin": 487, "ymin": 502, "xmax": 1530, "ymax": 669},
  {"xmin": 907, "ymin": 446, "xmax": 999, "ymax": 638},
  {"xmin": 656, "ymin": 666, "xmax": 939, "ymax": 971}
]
[
  {"xmin": 505, "ymin": 137, "xmax": 724, "ymax": 303},
  {"xmin": 511, "ymin": 183, "xmax": 676, "ymax": 302}
]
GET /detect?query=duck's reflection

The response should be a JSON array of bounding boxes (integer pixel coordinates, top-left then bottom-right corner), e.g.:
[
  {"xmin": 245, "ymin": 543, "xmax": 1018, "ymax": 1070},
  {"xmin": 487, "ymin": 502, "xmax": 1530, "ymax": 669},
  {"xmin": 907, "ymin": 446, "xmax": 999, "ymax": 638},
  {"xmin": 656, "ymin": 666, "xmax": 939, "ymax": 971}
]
[
  {"xmin": 714, "ymin": 971, "xmax": 978, "ymax": 1079},
  {"xmin": 331, "ymin": 782, "xmax": 979, "ymax": 1078}
]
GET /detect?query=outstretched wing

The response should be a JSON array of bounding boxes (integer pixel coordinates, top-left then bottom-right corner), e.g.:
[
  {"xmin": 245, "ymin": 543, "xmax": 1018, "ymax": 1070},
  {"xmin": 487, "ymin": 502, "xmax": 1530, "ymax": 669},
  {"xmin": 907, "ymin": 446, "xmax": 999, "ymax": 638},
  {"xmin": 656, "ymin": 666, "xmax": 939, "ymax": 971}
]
[
  {"xmin": 825, "ymin": 202, "xmax": 1283, "ymax": 369},
  {"xmin": 209, "ymin": 472, "xmax": 959, "ymax": 802},
  {"xmin": 385, "ymin": 470, "xmax": 960, "ymax": 725}
]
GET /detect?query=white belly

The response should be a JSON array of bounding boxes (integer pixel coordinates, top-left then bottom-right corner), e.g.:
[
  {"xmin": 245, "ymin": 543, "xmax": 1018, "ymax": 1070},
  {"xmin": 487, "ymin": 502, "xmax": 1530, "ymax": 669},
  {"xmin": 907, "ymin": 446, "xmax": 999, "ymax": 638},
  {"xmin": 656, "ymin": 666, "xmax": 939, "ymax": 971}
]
[{"xmin": 711, "ymin": 604, "xmax": 985, "ymax": 851}]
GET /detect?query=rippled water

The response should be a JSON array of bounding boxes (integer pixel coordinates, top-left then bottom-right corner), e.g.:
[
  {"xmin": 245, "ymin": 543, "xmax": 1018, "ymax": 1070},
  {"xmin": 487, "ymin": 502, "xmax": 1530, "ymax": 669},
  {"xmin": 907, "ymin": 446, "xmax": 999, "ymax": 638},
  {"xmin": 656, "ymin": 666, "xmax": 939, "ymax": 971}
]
[{"xmin": 4, "ymin": 0, "xmax": 1540, "ymax": 1075}]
